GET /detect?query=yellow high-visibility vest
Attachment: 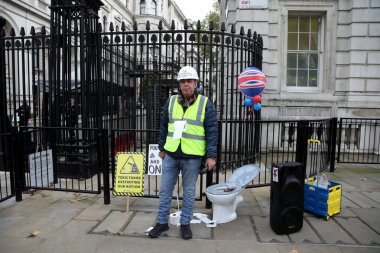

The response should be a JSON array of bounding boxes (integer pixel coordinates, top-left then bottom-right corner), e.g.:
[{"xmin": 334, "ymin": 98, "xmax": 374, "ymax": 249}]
[{"xmin": 164, "ymin": 95, "xmax": 208, "ymax": 156}]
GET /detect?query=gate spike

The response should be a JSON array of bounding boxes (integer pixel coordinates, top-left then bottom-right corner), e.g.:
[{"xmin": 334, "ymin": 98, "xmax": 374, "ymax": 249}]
[
  {"xmin": 184, "ymin": 20, "xmax": 188, "ymax": 30},
  {"xmin": 20, "ymin": 27, "xmax": 25, "ymax": 36},
  {"xmin": 231, "ymin": 24, "xmax": 236, "ymax": 34},
  {"xmin": 41, "ymin": 26, "xmax": 46, "ymax": 35},
  {"xmin": 133, "ymin": 21, "xmax": 138, "ymax": 31},
  {"xmin": 253, "ymin": 31, "xmax": 257, "ymax": 40},
  {"xmin": 158, "ymin": 20, "xmax": 163, "ymax": 30},
  {"xmin": 221, "ymin": 22, "xmax": 226, "ymax": 32},
  {"xmin": 10, "ymin": 28, "xmax": 15, "ymax": 37},
  {"xmin": 209, "ymin": 21, "xmax": 214, "ymax": 31},
  {"xmin": 171, "ymin": 20, "xmax": 175, "ymax": 30},
  {"xmin": 240, "ymin": 26, "xmax": 245, "ymax": 35},
  {"xmin": 0, "ymin": 28, "xmax": 5, "ymax": 37},
  {"xmin": 109, "ymin": 22, "xmax": 114, "ymax": 32},
  {"xmin": 146, "ymin": 20, "xmax": 150, "ymax": 30},
  {"xmin": 258, "ymin": 35, "xmax": 263, "ymax": 45},
  {"xmin": 247, "ymin": 29, "xmax": 252, "ymax": 38},
  {"xmin": 197, "ymin": 20, "xmax": 201, "ymax": 30},
  {"xmin": 30, "ymin": 26, "xmax": 35, "ymax": 35},
  {"xmin": 121, "ymin": 22, "xmax": 126, "ymax": 31},
  {"xmin": 97, "ymin": 23, "xmax": 102, "ymax": 32}
]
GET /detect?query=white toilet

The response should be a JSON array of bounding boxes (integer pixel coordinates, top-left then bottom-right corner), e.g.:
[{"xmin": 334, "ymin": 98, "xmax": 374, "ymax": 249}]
[{"xmin": 205, "ymin": 164, "xmax": 260, "ymax": 224}]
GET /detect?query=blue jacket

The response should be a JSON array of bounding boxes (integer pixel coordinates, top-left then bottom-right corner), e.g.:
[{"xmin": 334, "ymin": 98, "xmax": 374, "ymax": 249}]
[{"xmin": 159, "ymin": 94, "xmax": 218, "ymax": 159}]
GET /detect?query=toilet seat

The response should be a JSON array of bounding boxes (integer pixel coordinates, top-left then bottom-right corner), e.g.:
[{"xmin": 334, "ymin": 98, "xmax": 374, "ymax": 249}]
[
  {"xmin": 206, "ymin": 164, "xmax": 260, "ymax": 195},
  {"xmin": 206, "ymin": 182, "xmax": 241, "ymax": 195}
]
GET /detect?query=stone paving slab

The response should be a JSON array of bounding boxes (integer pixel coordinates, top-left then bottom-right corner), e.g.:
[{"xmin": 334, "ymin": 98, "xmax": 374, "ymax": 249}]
[
  {"xmin": 288, "ymin": 218, "xmax": 323, "ymax": 244},
  {"xmin": 306, "ymin": 216, "xmax": 356, "ymax": 244},
  {"xmin": 217, "ymin": 240, "xmax": 280, "ymax": 253},
  {"xmin": 341, "ymin": 208, "xmax": 358, "ymax": 218},
  {"xmin": 362, "ymin": 191, "xmax": 380, "ymax": 203},
  {"xmin": 344, "ymin": 191, "xmax": 379, "ymax": 208},
  {"xmin": 123, "ymin": 211, "xmax": 157, "ymax": 237},
  {"xmin": 251, "ymin": 187, "xmax": 271, "ymax": 216},
  {"xmin": 338, "ymin": 246, "xmax": 380, "ymax": 253},
  {"xmin": 75, "ymin": 197, "xmax": 114, "ymax": 221},
  {"xmin": 2, "ymin": 206, "xmax": 81, "ymax": 238},
  {"xmin": 213, "ymin": 215, "xmax": 258, "ymax": 241},
  {"xmin": 252, "ymin": 216, "xmax": 290, "ymax": 243},
  {"xmin": 92, "ymin": 210, "xmax": 132, "ymax": 234},
  {"xmin": 190, "ymin": 221, "xmax": 213, "ymax": 239},
  {"xmin": 37, "ymin": 219, "xmax": 100, "ymax": 253},
  {"xmin": 342, "ymin": 195, "xmax": 360, "ymax": 208},
  {"xmin": 349, "ymin": 208, "xmax": 380, "ymax": 234},
  {"xmin": 335, "ymin": 217, "xmax": 380, "ymax": 246}
]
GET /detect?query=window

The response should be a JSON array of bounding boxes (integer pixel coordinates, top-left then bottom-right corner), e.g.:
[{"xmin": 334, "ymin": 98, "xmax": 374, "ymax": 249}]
[
  {"xmin": 151, "ymin": 0, "xmax": 157, "ymax": 15},
  {"xmin": 140, "ymin": 0, "xmax": 146, "ymax": 14},
  {"xmin": 287, "ymin": 15, "xmax": 322, "ymax": 88}
]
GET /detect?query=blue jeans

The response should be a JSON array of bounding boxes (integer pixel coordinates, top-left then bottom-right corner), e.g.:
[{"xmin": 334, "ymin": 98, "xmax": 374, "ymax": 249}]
[{"xmin": 157, "ymin": 154, "xmax": 201, "ymax": 225}]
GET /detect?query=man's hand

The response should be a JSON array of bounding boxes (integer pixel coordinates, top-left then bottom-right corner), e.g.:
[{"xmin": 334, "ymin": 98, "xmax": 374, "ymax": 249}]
[
  {"xmin": 159, "ymin": 151, "xmax": 166, "ymax": 160},
  {"xmin": 205, "ymin": 158, "xmax": 216, "ymax": 171}
]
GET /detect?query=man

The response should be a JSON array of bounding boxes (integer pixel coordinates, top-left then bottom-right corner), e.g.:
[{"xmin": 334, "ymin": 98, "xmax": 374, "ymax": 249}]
[
  {"xmin": 65, "ymin": 98, "xmax": 77, "ymax": 139},
  {"xmin": 148, "ymin": 66, "xmax": 218, "ymax": 240}
]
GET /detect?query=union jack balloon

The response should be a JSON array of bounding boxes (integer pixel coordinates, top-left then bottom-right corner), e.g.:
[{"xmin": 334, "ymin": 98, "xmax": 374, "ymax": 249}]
[{"xmin": 238, "ymin": 67, "xmax": 267, "ymax": 97}]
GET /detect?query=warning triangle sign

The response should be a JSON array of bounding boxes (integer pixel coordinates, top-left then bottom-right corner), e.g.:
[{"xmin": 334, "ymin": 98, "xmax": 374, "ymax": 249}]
[
  {"xmin": 150, "ymin": 153, "xmax": 155, "ymax": 158},
  {"xmin": 120, "ymin": 156, "xmax": 139, "ymax": 174}
]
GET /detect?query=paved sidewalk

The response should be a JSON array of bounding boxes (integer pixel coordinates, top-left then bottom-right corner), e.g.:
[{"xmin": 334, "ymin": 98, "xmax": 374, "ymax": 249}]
[{"xmin": 0, "ymin": 163, "xmax": 379, "ymax": 253}]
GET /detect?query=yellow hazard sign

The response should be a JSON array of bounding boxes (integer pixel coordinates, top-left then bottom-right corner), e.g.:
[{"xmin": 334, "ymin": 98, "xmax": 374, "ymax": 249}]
[{"xmin": 113, "ymin": 152, "xmax": 145, "ymax": 196}]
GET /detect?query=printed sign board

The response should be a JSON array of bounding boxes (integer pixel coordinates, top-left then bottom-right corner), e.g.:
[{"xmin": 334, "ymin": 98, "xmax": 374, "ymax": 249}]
[
  {"xmin": 113, "ymin": 152, "xmax": 145, "ymax": 196},
  {"xmin": 272, "ymin": 166, "xmax": 279, "ymax": 182},
  {"xmin": 147, "ymin": 144, "xmax": 162, "ymax": 175},
  {"xmin": 28, "ymin": 149, "xmax": 54, "ymax": 187},
  {"xmin": 239, "ymin": 0, "xmax": 268, "ymax": 9}
]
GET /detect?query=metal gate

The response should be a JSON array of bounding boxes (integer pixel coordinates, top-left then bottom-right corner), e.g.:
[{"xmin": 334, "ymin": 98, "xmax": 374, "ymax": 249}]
[{"xmin": 0, "ymin": 0, "xmax": 265, "ymax": 203}]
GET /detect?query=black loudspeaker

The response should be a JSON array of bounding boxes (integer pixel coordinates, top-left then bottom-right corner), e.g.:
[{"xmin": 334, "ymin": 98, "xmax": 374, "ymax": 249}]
[{"xmin": 270, "ymin": 162, "xmax": 304, "ymax": 234}]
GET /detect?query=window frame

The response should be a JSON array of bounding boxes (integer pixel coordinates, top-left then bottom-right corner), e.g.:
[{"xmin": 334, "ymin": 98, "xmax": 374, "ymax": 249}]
[
  {"xmin": 286, "ymin": 13, "xmax": 324, "ymax": 92},
  {"xmin": 151, "ymin": 0, "xmax": 157, "ymax": 15},
  {"xmin": 140, "ymin": 0, "xmax": 146, "ymax": 15}
]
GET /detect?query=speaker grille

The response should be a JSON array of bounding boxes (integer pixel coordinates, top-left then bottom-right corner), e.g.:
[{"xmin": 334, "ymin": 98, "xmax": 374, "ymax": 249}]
[
  {"xmin": 280, "ymin": 207, "xmax": 303, "ymax": 233},
  {"xmin": 281, "ymin": 175, "xmax": 303, "ymax": 205}
]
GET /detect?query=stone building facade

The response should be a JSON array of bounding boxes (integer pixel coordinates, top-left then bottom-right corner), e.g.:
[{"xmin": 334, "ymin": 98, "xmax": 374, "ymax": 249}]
[
  {"xmin": 219, "ymin": 0, "xmax": 380, "ymax": 119},
  {"xmin": 0, "ymin": 0, "xmax": 187, "ymax": 34}
]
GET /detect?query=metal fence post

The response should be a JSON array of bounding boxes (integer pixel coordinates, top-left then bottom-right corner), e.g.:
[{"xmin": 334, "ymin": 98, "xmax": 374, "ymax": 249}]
[
  {"xmin": 0, "ymin": 27, "xmax": 6, "ymax": 126},
  {"xmin": 295, "ymin": 120, "xmax": 308, "ymax": 172},
  {"xmin": 253, "ymin": 110, "xmax": 261, "ymax": 163},
  {"xmin": 329, "ymin": 117, "xmax": 338, "ymax": 172},
  {"xmin": 99, "ymin": 129, "xmax": 110, "ymax": 204},
  {"xmin": 12, "ymin": 130, "xmax": 25, "ymax": 202}
]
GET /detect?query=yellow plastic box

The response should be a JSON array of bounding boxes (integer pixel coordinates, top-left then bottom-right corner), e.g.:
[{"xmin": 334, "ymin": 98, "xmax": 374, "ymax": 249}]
[{"xmin": 304, "ymin": 178, "xmax": 342, "ymax": 220}]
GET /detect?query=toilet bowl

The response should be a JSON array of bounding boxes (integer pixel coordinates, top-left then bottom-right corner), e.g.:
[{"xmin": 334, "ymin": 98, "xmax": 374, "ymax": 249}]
[{"xmin": 205, "ymin": 164, "xmax": 259, "ymax": 224}]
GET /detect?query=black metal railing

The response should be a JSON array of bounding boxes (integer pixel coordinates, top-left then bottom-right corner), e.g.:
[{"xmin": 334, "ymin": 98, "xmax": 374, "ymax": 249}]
[
  {"xmin": 216, "ymin": 118, "xmax": 334, "ymax": 188},
  {"xmin": 0, "ymin": 133, "xmax": 14, "ymax": 202},
  {"xmin": 338, "ymin": 118, "xmax": 380, "ymax": 164},
  {"xmin": 1, "ymin": 1, "xmax": 375, "ymax": 204}
]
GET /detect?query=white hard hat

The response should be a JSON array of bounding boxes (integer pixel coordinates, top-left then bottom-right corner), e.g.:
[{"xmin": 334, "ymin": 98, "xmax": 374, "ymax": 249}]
[{"xmin": 177, "ymin": 66, "xmax": 199, "ymax": 81}]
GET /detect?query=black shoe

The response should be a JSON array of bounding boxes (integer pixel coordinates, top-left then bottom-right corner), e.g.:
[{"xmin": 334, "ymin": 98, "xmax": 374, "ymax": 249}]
[
  {"xmin": 148, "ymin": 223, "xmax": 169, "ymax": 238},
  {"xmin": 180, "ymin": 224, "xmax": 192, "ymax": 240}
]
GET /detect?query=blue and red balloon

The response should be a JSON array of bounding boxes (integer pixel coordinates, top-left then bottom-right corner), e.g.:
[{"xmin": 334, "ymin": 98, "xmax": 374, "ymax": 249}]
[
  {"xmin": 238, "ymin": 67, "xmax": 267, "ymax": 97},
  {"xmin": 238, "ymin": 67, "xmax": 266, "ymax": 111},
  {"xmin": 253, "ymin": 103, "xmax": 262, "ymax": 111},
  {"xmin": 244, "ymin": 97, "xmax": 253, "ymax": 107}
]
